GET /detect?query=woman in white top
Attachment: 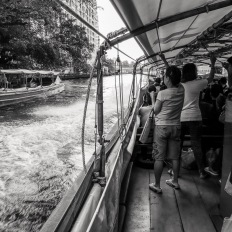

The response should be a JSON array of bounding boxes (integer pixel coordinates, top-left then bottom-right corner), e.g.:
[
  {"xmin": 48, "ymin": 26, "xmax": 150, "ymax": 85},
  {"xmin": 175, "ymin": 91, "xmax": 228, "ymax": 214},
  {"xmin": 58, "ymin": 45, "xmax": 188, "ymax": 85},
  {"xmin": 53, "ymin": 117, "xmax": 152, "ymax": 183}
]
[
  {"xmin": 180, "ymin": 56, "xmax": 216, "ymax": 178},
  {"xmin": 149, "ymin": 63, "xmax": 184, "ymax": 193}
]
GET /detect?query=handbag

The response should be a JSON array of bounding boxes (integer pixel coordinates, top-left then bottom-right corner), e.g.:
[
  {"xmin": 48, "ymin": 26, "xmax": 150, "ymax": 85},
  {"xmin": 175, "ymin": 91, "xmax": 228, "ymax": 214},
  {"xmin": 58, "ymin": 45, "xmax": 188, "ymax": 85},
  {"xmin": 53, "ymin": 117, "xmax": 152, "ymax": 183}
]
[
  {"xmin": 225, "ymin": 172, "xmax": 232, "ymax": 196},
  {"xmin": 139, "ymin": 109, "xmax": 154, "ymax": 144},
  {"xmin": 221, "ymin": 214, "xmax": 232, "ymax": 232},
  {"xmin": 219, "ymin": 109, "xmax": 225, "ymax": 124},
  {"xmin": 181, "ymin": 148, "xmax": 197, "ymax": 170}
]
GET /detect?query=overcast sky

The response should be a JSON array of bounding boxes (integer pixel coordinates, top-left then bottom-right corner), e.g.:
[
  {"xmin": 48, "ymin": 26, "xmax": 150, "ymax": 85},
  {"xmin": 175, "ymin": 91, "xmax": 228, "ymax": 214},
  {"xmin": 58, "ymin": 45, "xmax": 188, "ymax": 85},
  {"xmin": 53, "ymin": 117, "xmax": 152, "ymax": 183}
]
[{"xmin": 96, "ymin": 0, "xmax": 143, "ymax": 62}]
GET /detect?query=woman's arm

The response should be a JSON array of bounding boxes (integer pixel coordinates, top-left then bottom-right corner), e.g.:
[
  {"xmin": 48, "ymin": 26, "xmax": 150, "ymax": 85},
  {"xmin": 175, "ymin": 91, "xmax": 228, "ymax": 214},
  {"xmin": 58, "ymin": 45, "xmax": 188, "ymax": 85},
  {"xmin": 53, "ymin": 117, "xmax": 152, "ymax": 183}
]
[
  {"xmin": 154, "ymin": 99, "xmax": 162, "ymax": 115},
  {"xmin": 150, "ymin": 91, "xmax": 162, "ymax": 115},
  {"xmin": 207, "ymin": 54, "xmax": 216, "ymax": 84},
  {"xmin": 159, "ymin": 53, "xmax": 169, "ymax": 68}
]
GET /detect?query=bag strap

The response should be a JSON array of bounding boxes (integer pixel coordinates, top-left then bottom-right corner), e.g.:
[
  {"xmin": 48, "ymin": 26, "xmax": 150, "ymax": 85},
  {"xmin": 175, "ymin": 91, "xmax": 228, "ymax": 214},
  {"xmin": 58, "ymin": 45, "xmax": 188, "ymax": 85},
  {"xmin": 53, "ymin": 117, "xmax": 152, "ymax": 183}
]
[{"xmin": 149, "ymin": 108, "xmax": 154, "ymax": 118}]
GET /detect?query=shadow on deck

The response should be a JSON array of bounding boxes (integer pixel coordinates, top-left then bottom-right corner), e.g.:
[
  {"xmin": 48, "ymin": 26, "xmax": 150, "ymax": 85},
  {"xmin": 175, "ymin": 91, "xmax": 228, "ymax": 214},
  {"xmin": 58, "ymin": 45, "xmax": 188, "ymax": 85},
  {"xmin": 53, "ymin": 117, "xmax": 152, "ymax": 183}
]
[{"xmin": 123, "ymin": 166, "xmax": 222, "ymax": 232}]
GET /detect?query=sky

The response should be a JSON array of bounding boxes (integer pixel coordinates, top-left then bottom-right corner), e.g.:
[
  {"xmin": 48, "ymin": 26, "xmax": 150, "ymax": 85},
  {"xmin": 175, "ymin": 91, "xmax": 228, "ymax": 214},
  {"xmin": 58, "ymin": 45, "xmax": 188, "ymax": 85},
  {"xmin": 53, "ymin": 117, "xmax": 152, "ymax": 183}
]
[{"xmin": 96, "ymin": 0, "xmax": 144, "ymax": 62}]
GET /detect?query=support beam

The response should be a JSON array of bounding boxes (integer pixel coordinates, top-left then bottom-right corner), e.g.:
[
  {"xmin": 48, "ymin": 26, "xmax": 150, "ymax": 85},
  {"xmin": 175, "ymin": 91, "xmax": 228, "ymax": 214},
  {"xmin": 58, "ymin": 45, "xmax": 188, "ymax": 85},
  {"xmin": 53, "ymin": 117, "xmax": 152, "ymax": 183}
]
[
  {"xmin": 179, "ymin": 10, "xmax": 232, "ymax": 57},
  {"xmin": 139, "ymin": 45, "xmax": 186, "ymax": 63},
  {"xmin": 110, "ymin": 0, "xmax": 232, "ymax": 46}
]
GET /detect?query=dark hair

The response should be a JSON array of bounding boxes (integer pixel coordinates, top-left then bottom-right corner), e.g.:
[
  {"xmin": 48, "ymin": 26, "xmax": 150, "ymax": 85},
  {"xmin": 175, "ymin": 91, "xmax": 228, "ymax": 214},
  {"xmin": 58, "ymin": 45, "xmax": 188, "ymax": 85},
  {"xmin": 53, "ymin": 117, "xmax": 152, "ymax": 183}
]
[
  {"xmin": 148, "ymin": 84, "xmax": 156, "ymax": 93},
  {"xmin": 166, "ymin": 66, "xmax": 181, "ymax": 86},
  {"xmin": 227, "ymin": 57, "xmax": 232, "ymax": 65},
  {"xmin": 182, "ymin": 63, "xmax": 197, "ymax": 82},
  {"xmin": 210, "ymin": 84, "xmax": 222, "ymax": 98},
  {"xmin": 155, "ymin": 77, "xmax": 161, "ymax": 85},
  {"xmin": 219, "ymin": 77, "xmax": 227, "ymax": 85}
]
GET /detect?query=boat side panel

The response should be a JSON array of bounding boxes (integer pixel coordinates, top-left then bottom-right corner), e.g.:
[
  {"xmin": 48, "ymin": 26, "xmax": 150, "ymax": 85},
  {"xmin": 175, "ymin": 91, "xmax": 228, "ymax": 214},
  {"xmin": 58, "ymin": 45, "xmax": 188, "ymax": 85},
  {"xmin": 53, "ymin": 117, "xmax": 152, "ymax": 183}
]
[{"xmin": 0, "ymin": 84, "xmax": 65, "ymax": 107}]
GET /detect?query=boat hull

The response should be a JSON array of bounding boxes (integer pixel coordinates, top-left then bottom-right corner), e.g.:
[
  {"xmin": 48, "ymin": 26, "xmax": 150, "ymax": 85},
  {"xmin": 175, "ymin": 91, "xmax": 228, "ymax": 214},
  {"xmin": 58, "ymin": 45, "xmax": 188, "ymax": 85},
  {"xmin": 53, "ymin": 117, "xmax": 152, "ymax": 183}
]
[{"xmin": 0, "ymin": 83, "xmax": 65, "ymax": 107}]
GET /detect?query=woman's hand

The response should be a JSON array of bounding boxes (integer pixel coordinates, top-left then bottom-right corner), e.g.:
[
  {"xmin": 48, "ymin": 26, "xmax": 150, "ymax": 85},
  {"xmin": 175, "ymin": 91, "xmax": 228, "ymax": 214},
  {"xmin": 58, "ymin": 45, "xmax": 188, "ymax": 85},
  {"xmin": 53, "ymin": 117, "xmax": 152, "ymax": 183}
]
[{"xmin": 210, "ymin": 54, "xmax": 216, "ymax": 67}]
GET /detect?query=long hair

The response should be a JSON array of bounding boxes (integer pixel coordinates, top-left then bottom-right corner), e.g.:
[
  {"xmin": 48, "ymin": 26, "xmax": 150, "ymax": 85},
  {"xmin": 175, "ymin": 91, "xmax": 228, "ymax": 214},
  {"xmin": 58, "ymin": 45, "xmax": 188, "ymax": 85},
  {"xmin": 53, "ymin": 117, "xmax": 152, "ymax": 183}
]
[{"xmin": 182, "ymin": 63, "xmax": 197, "ymax": 83}]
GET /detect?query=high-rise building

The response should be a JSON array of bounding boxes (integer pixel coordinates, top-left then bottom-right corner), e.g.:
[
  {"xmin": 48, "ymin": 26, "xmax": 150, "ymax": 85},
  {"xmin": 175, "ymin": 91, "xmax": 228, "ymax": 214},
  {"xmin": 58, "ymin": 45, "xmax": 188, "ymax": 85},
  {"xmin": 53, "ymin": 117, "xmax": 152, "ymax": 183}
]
[{"xmin": 62, "ymin": 0, "xmax": 100, "ymax": 65}]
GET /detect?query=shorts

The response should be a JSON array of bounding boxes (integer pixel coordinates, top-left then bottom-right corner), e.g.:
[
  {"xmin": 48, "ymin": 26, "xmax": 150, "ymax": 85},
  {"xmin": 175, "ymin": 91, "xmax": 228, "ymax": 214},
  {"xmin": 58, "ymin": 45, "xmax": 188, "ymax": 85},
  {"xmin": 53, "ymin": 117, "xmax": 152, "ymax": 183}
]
[{"xmin": 154, "ymin": 125, "xmax": 181, "ymax": 161}]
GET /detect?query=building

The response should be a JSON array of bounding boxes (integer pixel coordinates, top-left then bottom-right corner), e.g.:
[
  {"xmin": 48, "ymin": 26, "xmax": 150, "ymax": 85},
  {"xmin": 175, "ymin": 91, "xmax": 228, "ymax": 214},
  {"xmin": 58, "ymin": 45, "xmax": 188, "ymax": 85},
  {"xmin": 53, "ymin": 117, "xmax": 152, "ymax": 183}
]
[{"xmin": 62, "ymin": 0, "xmax": 100, "ymax": 68}]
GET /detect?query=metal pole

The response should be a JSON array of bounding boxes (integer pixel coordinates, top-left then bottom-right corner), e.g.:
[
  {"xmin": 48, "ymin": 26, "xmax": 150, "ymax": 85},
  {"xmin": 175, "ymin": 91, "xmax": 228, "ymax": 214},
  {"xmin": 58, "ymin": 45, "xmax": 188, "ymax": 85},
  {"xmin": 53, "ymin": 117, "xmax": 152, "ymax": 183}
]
[{"xmin": 96, "ymin": 46, "xmax": 106, "ymax": 178}]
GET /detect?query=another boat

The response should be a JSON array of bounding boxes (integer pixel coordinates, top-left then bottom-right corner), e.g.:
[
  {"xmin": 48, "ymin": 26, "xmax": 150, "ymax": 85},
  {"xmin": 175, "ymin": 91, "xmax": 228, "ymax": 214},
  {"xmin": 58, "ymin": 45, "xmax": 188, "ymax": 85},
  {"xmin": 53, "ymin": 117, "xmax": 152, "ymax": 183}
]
[
  {"xmin": 40, "ymin": 1, "xmax": 232, "ymax": 232},
  {"xmin": 0, "ymin": 69, "xmax": 65, "ymax": 107}
]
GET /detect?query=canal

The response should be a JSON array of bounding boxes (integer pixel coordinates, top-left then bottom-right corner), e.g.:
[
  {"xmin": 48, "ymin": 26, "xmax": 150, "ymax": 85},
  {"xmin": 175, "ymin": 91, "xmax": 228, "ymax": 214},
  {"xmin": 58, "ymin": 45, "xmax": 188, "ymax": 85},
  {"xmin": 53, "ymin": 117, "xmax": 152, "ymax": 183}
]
[{"xmin": 0, "ymin": 74, "xmax": 136, "ymax": 232}]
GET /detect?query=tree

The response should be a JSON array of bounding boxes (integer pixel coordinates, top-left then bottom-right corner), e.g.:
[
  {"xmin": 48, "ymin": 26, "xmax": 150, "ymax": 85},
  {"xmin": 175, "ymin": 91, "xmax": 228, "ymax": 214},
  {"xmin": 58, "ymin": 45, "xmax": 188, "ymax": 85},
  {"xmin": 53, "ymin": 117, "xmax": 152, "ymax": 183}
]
[
  {"xmin": 122, "ymin": 60, "xmax": 129, "ymax": 67},
  {"xmin": 54, "ymin": 19, "xmax": 94, "ymax": 73},
  {"xmin": 103, "ymin": 57, "xmax": 115, "ymax": 74},
  {"xmin": 0, "ymin": 0, "xmax": 94, "ymax": 71}
]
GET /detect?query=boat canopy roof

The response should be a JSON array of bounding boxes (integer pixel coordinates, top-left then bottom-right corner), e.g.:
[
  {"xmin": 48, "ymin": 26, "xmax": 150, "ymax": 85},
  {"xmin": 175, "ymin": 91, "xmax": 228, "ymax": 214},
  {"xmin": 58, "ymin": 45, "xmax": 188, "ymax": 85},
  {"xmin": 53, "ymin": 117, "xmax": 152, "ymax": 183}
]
[
  {"xmin": 0, "ymin": 69, "xmax": 60, "ymax": 75},
  {"xmin": 109, "ymin": 0, "xmax": 232, "ymax": 68}
]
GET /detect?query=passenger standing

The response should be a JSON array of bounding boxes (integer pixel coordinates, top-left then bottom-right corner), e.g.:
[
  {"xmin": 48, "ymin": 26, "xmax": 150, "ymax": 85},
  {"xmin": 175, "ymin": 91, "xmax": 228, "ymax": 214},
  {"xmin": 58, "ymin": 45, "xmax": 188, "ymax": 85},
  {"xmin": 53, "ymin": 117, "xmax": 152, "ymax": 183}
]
[
  {"xmin": 180, "ymin": 56, "xmax": 216, "ymax": 178},
  {"xmin": 222, "ymin": 56, "xmax": 232, "ymax": 91},
  {"xmin": 149, "ymin": 54, "xmax": 184, "ymax": 193}
]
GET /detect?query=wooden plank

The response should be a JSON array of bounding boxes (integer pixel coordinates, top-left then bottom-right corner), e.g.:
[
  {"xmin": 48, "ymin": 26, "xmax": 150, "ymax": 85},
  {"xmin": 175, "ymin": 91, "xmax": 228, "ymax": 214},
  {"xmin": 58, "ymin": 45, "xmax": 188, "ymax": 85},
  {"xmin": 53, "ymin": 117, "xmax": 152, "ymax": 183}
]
[
  {"xmin": 149, "ymin": 170, "xmax": 183, "ymax": 232},
  {"xmin": 191, "ymin": 170, "xmax": 222, "ymax": 231},
  {"xmin": 191, "ymin": 170, "xmax": 221, "ymax": 215},
  {"xmin": 123, "ymin": 166, "xmax": 150, "ymax": 232},
  {"xmin": 175, "ymin": 174, "xmax": 217, "ymax": 232}
]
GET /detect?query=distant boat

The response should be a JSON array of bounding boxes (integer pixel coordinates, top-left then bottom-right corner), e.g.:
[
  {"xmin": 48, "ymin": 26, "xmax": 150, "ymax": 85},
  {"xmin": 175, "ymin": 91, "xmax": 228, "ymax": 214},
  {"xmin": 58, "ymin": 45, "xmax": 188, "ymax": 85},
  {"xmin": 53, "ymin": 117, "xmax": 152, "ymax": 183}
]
[{"xmin": 0, "ymin": 69, "xmax": 65, "ymax": 107}]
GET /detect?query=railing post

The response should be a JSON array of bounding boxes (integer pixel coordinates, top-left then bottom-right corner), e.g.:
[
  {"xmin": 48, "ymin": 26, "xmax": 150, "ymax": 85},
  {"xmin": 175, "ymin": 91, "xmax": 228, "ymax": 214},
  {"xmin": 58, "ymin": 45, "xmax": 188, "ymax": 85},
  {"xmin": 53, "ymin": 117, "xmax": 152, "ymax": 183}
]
[{"xmin": 96, "ymin": 45, "xmax": 106, "ymax": 182}]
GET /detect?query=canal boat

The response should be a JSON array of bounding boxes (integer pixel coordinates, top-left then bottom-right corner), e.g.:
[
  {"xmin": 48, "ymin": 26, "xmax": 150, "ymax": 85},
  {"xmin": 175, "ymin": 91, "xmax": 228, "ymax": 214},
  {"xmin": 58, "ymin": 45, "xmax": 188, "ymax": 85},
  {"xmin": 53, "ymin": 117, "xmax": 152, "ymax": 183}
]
[
  {"xmin": 0, "ymin": 69, "xmax": 65, "ymax": 107},
  {"xmin": 41, "ymin": 1, "xmax": 232, "ymax": 232}
]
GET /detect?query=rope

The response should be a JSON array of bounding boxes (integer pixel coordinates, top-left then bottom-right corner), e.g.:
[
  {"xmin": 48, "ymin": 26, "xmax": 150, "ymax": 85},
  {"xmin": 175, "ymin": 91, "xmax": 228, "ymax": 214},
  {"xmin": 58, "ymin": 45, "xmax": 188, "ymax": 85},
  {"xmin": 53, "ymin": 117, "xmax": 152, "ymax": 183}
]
[
  {"xmin": 81, "ymin": 56, "xmax": 98, "ymax": 174},
  {"xmin": 114, "ymin": 65, "xmax": 121, "ymax": 134},
  {"xmin": 114, "ymin": 46, "xmax": 126, "ymax": 140}
]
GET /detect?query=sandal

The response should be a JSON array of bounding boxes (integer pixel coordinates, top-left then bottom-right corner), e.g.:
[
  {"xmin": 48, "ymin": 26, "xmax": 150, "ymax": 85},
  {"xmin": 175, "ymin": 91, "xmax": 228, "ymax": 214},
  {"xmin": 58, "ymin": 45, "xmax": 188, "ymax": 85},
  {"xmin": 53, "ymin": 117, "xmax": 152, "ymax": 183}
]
[
  {"xmin": 166, "ymin": 179, "xmax": 180, "ymax": 189},
  {"xmin": 149, "ymin": 183, "xmax": 162, "ymax": 194}
]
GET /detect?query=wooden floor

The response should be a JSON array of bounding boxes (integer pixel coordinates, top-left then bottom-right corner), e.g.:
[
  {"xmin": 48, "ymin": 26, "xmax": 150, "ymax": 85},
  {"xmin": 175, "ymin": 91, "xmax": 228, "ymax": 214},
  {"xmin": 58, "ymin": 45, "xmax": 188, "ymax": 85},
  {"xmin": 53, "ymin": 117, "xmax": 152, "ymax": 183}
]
[{"xmin": 123, "ymin": 165, "xmax": 223, "ymax": 232}]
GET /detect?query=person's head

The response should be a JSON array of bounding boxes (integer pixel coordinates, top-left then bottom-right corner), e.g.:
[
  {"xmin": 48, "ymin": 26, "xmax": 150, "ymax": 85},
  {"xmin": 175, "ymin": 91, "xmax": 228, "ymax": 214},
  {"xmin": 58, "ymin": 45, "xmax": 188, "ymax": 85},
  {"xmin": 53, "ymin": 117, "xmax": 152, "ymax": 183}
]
[
  {"xmin": 154, "ymin": 77, "xmax": 161, "ymax": 86},
  {"xmin": 182, "ymin": 63, "xmax": 198, "ymax": 82},
  {"xmin": 164, "ymin": 66, "xmax": 181, "ymax": 87},
  {"xmin": 210, "ymin": 84, "xmax": 222, "ymax": 99},
  {"xmin": 219, "ymin": 77, "xmax": 227, "ymax": 86}
]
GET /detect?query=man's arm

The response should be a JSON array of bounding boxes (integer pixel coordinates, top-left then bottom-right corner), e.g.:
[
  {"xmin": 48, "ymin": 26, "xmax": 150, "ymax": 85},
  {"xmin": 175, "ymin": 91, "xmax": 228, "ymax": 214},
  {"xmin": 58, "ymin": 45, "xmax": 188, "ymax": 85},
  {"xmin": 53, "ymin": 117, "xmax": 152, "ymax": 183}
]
[{"xmin": 159, "ymin": 53, "xmax": 169, "ymax": 68}]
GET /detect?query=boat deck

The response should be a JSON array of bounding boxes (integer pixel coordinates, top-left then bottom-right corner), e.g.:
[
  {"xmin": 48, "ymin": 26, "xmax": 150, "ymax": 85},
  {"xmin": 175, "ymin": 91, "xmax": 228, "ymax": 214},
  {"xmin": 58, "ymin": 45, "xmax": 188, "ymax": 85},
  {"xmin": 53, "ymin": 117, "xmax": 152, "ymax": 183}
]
[{"xmin": 123, "ymin": 165, "xmax": 222, "ymax": 232}]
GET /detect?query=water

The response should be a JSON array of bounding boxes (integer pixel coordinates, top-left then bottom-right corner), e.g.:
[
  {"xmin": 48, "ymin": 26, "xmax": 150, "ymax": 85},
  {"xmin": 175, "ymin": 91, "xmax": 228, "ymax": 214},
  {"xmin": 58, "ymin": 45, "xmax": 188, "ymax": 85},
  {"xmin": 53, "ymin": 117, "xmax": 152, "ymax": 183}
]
[{"xmin": 0, "ymin": 74, "xmax": 134, "ymax": 232}]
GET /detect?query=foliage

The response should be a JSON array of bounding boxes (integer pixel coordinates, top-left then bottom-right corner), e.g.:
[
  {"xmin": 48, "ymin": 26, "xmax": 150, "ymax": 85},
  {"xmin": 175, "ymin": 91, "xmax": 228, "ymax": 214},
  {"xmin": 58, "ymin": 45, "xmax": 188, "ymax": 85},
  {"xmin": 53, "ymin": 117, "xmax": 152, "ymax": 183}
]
[
  {"xmin": 0, "ymin": 0, "xmax": 94, "ymax": 71},
  {"xmin": 103, "ymin": 57, "xmax": 115, "ymax": 73}
]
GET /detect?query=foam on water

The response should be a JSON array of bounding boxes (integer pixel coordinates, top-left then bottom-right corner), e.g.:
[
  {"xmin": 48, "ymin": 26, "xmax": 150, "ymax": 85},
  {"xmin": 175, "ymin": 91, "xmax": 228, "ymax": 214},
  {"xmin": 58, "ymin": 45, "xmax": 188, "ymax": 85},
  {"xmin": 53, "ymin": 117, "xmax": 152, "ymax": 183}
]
[{"xmin": 0, "ymin": 75, "xmax": 134, "ymax": 231}]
